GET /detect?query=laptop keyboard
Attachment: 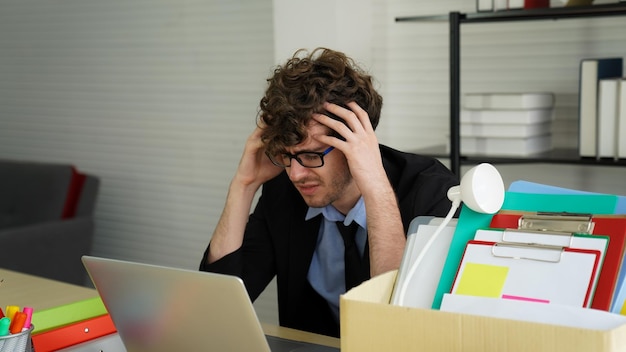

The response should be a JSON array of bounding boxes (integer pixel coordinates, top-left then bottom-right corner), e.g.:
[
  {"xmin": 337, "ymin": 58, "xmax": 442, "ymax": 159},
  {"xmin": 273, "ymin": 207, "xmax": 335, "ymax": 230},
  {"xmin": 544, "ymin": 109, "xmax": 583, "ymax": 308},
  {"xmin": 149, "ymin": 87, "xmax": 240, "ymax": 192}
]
[{"xmin": 266, "ymin": 335, "xmax": 339, "ymax": 352}]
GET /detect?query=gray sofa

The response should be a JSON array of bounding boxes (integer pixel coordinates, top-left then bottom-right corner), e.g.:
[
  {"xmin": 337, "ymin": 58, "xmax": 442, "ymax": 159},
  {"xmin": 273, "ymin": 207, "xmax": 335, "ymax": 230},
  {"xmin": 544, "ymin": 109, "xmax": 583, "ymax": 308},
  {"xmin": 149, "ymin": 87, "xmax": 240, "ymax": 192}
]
[{"xmin": 0, "ymin": 159, "xmax": 99, "ymax": 286}]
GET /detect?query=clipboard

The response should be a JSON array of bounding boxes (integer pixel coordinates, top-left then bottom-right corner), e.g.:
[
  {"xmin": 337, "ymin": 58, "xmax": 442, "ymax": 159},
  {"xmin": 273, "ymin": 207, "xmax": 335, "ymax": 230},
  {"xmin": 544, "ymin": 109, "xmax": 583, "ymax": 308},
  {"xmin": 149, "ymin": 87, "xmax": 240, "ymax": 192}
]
[
  {"xmin": 450, "ymin": 240, "xmax": 602, "ymax": 308},
  {"xmin": 490, "ymin": 211, "xmax": 626, "ymax": 311},
  {"xmin": 432, "ymin": 191, "xmax": 619, "ymax": 310},
  {"xmin": 474, "ymin": 228, "xmax": 609, "ymax": 307}
]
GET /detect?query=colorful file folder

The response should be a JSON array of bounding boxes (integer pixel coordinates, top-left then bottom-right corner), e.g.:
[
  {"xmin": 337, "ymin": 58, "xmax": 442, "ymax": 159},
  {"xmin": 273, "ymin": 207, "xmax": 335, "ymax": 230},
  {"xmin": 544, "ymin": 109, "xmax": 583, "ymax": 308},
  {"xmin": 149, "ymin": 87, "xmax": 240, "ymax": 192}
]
[
  {"xmin": 31, "ymin": 314, "xmax": 117, "ymax": 352},
  {"xmin": 433, "ymin": 191, "xmax": 619, "ymax": 310},
  {"xmin": 31, "ymin": 296, "xmax": 108, "ymax": 334},
  {"xmin": 490, "ymin": 212, "xmax": 626, "ymax": 311}
]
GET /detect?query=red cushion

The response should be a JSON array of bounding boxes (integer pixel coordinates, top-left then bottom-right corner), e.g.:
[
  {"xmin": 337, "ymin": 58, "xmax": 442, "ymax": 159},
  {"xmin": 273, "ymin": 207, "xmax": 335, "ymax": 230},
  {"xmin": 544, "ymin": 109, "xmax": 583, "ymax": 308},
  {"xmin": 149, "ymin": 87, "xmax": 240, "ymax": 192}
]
[{"xmin": 61, "ymin": 167, "xmax": 86, "ymax": 219}]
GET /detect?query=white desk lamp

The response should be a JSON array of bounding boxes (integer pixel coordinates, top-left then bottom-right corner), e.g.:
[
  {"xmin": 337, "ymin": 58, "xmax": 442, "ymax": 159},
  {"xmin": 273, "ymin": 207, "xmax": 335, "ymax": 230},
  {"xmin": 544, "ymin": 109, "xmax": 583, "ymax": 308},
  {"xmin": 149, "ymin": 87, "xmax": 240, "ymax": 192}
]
[{"xmin": 396, "ymin": 163, "xmax": 505, "ymax": 306}]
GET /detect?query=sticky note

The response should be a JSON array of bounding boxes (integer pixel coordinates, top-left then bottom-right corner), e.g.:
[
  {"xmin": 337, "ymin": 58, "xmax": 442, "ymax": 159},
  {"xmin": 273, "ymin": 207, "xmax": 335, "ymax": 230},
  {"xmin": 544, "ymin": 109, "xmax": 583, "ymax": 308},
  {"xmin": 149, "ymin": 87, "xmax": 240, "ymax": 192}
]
[{"xmin": 455, "ymin": 263, "xmax": 508, "ymax": 298}]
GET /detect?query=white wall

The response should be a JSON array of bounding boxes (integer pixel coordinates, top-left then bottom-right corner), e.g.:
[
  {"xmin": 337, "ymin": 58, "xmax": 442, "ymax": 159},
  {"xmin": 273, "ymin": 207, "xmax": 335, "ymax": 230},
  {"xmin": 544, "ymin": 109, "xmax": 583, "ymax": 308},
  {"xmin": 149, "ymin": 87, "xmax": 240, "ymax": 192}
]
[{"xmin": 273, "ymin": 0, "xmax": 373, "ymax": 69}]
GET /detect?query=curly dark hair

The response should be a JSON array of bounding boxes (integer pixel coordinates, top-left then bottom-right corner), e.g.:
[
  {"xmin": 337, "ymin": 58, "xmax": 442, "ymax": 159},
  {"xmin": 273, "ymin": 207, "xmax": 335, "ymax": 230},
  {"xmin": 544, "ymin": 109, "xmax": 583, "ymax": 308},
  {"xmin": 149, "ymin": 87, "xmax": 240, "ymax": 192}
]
[{"xmin": 259, "ymin": 47, "xmax": 383, "ymax": 156}]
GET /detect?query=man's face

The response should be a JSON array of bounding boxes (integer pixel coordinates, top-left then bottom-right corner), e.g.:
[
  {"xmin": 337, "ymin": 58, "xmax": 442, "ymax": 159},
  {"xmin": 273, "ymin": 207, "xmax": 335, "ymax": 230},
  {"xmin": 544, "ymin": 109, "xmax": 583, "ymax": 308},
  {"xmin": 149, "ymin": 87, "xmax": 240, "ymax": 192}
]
[{"xmin": 283, "ymin": 121, "xmax": 357, "ymax": 212}]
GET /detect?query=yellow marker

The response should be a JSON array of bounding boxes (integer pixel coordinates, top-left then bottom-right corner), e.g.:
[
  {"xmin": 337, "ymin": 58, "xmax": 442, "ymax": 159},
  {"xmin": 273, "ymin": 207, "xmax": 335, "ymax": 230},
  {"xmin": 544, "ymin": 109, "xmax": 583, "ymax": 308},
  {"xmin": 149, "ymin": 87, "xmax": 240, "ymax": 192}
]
[{"xmin": 5, "ymin": 305, "xmax": 19, "ymax": 321}]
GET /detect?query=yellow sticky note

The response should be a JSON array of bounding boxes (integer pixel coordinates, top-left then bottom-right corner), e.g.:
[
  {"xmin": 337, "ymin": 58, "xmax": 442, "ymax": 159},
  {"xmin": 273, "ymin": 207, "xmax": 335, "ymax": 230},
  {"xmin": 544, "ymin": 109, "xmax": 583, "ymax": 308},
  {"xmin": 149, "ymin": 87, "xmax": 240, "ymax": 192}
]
[
  {"xmin": 455, "ymin": 263, "xmax": 508, "ymax": 298},
  {"xmin": 620, "ymin": 301, "xmax": 626, "ymax": 316}
]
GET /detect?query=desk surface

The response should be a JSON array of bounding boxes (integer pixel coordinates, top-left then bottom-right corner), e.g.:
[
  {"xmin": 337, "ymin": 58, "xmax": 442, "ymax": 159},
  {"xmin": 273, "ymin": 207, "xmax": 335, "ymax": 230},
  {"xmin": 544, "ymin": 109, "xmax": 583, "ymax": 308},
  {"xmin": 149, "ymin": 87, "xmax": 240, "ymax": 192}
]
[
  {"xmin": 0, "ymin": 268, "xmax": 340, "ymax": 349},
  {"xmin": 0, "ymin": 269, "xmax": 99, "ymax": 310}
]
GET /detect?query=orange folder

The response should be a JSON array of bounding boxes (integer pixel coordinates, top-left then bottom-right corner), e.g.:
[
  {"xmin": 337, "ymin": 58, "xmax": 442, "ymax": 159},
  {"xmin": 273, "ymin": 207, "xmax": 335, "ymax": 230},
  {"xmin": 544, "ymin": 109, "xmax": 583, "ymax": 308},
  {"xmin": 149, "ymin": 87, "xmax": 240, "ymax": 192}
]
[
  {"xmin": 32, "ymin": 314, "xmax": 117, "ymax": 352},
  {"xmin": 490, "ymin": 212, "xmax": 626, "ymax": 311}
]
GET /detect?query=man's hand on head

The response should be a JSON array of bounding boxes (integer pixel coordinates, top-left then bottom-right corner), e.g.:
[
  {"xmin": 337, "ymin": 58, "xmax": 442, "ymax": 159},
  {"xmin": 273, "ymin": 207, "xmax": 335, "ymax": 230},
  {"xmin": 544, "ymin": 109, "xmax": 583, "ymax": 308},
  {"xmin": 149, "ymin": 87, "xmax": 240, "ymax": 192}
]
[
  {"xmin": 233, "ymin": 125, "xmax": 283, "ymax": 190},
  {"xmin": 313, "ymin": 101, "xmax": 406, "ymax": 276},
  {"xmin": 312, "ymin": 102, "xmax": 388, "ymax": 192}
]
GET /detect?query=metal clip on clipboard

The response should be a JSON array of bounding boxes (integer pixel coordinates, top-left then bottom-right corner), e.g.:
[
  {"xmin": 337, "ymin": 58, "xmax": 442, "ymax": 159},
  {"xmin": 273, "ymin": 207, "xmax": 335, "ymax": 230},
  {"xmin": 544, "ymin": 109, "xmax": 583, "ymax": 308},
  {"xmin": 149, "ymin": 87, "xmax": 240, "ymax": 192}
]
[
  {"xmin": 492, "ymin": 212, "xmax": 595, "ymax": 263},
  {"xmin": 517, "ymin": 212, "xmax": 595, "ymax": 234}
]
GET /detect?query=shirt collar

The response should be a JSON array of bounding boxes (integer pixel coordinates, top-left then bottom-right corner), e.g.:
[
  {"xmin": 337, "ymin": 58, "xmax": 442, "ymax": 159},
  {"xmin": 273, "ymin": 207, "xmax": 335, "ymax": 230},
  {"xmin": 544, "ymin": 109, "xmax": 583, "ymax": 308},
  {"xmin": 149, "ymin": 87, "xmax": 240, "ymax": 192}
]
[{"xmin": 305, "ymin": 196, "xmax": 367, "ymax": 229}]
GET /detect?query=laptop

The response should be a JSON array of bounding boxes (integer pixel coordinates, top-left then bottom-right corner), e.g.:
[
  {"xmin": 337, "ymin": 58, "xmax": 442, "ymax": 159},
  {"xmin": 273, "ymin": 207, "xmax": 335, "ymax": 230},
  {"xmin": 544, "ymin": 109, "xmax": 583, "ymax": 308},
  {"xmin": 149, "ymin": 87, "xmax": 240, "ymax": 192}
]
[{"xmin": 81, "ymin": 255, "xmax": 339, "ymax": 352}]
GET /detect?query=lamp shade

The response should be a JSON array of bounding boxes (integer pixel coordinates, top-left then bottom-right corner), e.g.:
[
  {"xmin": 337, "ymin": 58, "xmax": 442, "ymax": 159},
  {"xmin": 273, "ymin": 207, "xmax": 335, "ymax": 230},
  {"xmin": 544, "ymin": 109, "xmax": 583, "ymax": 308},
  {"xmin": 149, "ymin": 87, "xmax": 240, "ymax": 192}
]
[{"xmin": 447, "ymin": 163, "xmax": 505, "ymax": 214}]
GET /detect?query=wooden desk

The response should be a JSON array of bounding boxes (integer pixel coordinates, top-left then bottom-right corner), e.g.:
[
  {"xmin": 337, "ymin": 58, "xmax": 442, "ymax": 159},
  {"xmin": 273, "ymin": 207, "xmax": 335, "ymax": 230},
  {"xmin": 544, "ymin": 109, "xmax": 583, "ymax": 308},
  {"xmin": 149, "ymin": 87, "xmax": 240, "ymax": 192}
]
[
  {"xmin": 1, "ymin": 268, "xmax": 340, "ymax": 349},
  {"xmin": 0, "ymin": 268, "xmax": 98, "ymax": 310}
]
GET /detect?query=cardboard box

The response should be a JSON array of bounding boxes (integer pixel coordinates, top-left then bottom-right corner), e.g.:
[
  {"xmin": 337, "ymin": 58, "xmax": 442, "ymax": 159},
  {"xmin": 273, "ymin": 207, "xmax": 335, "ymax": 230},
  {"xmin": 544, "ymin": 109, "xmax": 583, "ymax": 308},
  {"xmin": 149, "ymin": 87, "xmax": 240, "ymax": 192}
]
[{"xmin": 340, "ymin": 270, "xmax": 626, "ymax": 352}]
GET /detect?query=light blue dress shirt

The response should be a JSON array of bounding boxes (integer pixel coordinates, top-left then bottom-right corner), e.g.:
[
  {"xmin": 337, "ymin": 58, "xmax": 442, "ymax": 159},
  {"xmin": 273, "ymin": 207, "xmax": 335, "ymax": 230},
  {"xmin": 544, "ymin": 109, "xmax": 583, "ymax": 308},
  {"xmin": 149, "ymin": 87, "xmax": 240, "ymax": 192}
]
[{"xmin": 306, "ymin": 196, "xmax": 367, "ymax": 321}]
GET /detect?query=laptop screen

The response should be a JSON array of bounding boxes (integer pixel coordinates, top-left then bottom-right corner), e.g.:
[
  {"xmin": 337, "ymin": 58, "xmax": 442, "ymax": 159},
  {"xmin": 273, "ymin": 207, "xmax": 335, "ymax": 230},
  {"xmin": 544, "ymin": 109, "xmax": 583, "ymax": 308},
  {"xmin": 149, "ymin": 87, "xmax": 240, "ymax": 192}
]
[
  {"xmin": 82, "ymin": 256, "xmax": 271, "ymax": 352},
  {"xmin": 81, "ymin": 256, "xmax": 339, "ymax": 352}
]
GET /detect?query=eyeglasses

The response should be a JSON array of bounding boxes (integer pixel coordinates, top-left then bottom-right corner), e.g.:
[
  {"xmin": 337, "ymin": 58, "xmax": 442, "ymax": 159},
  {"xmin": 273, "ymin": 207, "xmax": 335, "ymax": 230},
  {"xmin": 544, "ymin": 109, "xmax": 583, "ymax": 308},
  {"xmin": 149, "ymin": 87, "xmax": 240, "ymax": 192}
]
[{"xmin": 266, "ymin": 146, "xmax": 335, "ymax": 168}]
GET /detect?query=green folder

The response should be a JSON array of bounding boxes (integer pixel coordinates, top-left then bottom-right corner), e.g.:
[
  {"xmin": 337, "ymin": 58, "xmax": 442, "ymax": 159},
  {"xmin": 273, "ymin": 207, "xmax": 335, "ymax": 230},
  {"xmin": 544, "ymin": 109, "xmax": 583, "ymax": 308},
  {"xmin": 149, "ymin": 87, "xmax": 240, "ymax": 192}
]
[
  {"xmin": 31, "ymin": 296, "xmax": 108, "ymax": 333},
  {"xmin": 432, "ymin": 191, "xmax": 619, "ymax": 310}
]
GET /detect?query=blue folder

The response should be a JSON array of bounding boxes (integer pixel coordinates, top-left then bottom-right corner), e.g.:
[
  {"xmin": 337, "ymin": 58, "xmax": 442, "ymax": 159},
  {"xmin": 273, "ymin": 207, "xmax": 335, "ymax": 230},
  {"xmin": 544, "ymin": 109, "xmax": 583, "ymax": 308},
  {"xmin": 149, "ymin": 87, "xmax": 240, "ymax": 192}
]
[{"xmin": 508, "ymin": 180, "xmax": 626, "ymax": 215}]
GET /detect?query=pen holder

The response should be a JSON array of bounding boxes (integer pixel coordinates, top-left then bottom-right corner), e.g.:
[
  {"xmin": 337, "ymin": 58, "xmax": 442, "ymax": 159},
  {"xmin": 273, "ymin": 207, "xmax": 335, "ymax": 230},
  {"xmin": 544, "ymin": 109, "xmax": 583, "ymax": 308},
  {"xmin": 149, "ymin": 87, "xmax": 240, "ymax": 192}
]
[{"xmin": 0, "ymin": 325, "xmax": 34, "ymax": 352}]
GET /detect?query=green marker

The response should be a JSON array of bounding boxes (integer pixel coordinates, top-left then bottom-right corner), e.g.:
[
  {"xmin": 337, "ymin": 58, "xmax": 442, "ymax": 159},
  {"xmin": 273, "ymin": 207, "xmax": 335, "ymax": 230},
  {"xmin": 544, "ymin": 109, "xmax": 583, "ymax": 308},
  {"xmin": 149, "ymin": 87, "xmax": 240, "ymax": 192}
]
[{"xmin": 0, "ymin": 317, "xmax": 10, "ymax": 336}]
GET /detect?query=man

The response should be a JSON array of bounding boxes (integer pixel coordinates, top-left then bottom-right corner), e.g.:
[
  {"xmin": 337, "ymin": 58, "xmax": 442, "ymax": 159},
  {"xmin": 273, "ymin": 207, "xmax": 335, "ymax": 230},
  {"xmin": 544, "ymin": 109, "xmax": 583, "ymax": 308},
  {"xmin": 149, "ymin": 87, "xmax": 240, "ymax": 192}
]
[{"xmin": 200, "ymin": 48, "xmax": 458, "ymax": 337}]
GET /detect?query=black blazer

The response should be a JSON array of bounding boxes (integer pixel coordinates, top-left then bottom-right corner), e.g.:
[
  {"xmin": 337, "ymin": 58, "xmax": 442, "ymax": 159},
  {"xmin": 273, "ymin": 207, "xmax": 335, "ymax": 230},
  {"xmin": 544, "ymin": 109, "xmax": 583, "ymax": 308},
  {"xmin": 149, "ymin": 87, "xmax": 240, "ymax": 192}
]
[{"xmin": 200, "ymin": 145, "xmax": 459, "ymax": 337}]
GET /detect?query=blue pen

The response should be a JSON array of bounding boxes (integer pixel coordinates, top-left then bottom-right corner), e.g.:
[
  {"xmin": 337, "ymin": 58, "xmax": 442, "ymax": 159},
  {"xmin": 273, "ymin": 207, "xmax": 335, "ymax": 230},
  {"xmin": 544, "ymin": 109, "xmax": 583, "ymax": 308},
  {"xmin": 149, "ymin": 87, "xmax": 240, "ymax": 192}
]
[{"xmin": 0, "ymin": 317, "xmax": 10, "ymax": 336}]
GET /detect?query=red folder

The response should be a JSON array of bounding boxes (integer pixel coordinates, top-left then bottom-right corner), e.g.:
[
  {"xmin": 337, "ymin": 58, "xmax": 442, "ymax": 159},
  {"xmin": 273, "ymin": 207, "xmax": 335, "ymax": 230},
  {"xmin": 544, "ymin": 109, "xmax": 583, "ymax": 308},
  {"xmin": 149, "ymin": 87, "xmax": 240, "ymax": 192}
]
[
  {"xmin": 490, "ymin": 212, "xmax": 626, "ymax": 311},
  {"xmin": 32, "ymin": 314, "xmax": 117, "ymax": 352}
]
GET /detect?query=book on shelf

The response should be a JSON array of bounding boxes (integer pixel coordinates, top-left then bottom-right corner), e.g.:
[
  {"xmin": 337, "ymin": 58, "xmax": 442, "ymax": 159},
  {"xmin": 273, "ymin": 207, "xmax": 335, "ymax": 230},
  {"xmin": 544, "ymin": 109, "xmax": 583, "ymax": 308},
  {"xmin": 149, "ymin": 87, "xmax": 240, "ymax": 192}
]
[
  {"xmin": 461, "ymin": 121, "xmax": 551, "ymax": 138},
  {"xmin": 597, "ymin": 78, "xmax": 621, "ymax": 159},
  {"xmin": 508, "ymin": 0, "xmax": 523, "ymax": 8},
  {"xmin": 458, "ymin": 92, "xmax": 555, "ymax": 156},
  {"xmin": 523, "ymin": 0, "xmax": 549, "ymax": 8},
  {"xmin": 506, "ymin": 0, "xmax": 549, "ymax": 9},
  {"xmin": 482, "ymin": 0, "xmax": 549, "ymax": 11},
  {"xmin": 453, "ymin": 134, "xmax": 552, "ymax": 156},
  {"xmin": 618, "ymin": 79, "xmax": 626, "ymax": 160},
  {"xmin": 490, "ymin": 0, "xmax": 507, "ymax": 11},
  {"xmin": 463, "ymin": 92, "xmax": 554, "ymax": 110},
  {"xmin": 578, "ymin": 57, "xmax": 623, "ymax": 158},
  {"xmin": 460, "ymin": 108, "xmax": 554, "ymax": 124},
  {"xmin": 476, "ymin": 0, "xmax": 494, "ymax": 12}
]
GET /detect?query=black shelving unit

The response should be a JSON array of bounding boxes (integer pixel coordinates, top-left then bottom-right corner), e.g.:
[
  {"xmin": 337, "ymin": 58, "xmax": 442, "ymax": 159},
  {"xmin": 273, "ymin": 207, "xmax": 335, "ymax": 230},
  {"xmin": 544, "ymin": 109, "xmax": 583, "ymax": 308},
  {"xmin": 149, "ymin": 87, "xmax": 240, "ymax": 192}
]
[{"xmin": 396, "ymin": 3, "xmax": 626, "ymax": 176}]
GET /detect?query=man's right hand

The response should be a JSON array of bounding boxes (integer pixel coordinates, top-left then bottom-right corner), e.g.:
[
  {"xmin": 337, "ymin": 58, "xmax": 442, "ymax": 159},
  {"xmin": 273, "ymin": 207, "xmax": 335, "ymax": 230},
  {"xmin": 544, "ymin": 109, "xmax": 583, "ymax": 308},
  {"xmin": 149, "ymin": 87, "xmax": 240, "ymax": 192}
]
[{"xmin": 233, "ymin": 125, "xmax": 284, "ymax": 190}]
